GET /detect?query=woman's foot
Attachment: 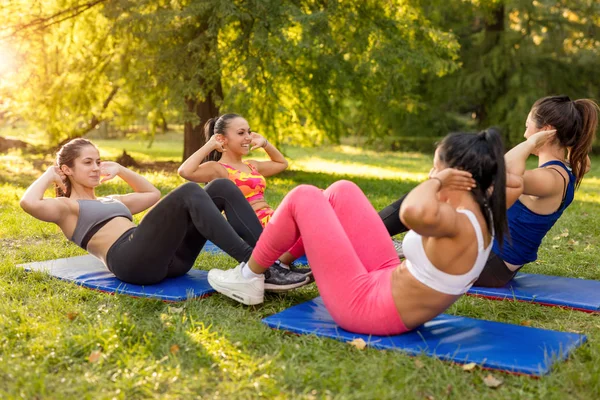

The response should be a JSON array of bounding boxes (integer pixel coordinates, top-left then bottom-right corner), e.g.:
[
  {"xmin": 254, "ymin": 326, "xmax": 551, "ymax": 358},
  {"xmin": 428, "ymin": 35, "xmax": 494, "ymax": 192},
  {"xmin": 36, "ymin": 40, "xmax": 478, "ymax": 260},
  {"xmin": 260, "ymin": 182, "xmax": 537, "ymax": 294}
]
[
  {"xmin": 264, "ymin": 263, "xmax": 310, "ymax": 292},
  {"xmin": 392, "ymin": 238, "xmax": 404, "ymax": 259},
  {"xmin": 208, "ymin": 263, "xmax": 265, "ymax": 305},
  {"xmin": 274, "ymin": 259, "xmax": 312, "ymax": 278}
]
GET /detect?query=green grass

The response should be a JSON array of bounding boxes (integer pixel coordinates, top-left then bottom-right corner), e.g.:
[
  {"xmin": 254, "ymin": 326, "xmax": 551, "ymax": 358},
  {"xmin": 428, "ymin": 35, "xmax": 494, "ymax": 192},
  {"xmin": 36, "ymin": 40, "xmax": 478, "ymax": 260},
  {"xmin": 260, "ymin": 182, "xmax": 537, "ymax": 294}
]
[{"xmin": 2, "ymin": 133, "xmax": 600, "ymax": 399}]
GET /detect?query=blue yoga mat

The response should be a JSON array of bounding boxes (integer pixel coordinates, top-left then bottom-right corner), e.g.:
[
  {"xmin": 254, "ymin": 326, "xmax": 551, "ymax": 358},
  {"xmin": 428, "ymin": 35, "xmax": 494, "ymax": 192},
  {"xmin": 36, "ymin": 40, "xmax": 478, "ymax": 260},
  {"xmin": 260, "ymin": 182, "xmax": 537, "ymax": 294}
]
[
  {"xmin": 203, "ymin": 240, "xmax": 309, "ymax": 265},
  {"xmin": 17, "ymin": 255, "xmax": 215, "ymax": 302},
  {"xmin": 262, "ymin": 297, "xmax": 586, "ymax": 376},
  {"xmin": 468, "ymin": 273, "xmax": 600, "ymax": 313}
]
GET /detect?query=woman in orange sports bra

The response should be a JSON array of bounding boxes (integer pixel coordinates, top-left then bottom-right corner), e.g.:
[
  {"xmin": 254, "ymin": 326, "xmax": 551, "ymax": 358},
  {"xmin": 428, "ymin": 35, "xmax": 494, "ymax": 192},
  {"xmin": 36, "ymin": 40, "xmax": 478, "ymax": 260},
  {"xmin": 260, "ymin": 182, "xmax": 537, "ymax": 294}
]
[
  {"xmin": 178, "ymin": 113, "xmax": 310, "ymax": 291},
  {"xmin": 218, "ymin": 161, "xmax": 274, "ymax": 227}
]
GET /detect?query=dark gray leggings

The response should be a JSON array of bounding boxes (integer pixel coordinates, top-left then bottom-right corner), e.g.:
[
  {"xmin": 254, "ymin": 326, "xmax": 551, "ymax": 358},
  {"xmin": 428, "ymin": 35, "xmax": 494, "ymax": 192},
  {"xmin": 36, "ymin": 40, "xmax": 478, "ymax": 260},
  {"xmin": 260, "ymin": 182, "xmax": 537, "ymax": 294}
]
[
  {"xmin": 378, "ymin": 193, "xmax": 516, "ymax": 288},
  {"xmin": 106, "ymin": 179, "xmax": 263, "ymax": 285}
]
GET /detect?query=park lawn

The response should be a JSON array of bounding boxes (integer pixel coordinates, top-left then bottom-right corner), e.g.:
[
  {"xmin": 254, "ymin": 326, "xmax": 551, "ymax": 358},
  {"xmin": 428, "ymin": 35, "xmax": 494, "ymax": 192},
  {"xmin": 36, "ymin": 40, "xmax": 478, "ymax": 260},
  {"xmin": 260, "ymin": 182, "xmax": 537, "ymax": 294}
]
[{"xmin": 1, "ymin": 134, "xmax": 600, "ymax": 399}]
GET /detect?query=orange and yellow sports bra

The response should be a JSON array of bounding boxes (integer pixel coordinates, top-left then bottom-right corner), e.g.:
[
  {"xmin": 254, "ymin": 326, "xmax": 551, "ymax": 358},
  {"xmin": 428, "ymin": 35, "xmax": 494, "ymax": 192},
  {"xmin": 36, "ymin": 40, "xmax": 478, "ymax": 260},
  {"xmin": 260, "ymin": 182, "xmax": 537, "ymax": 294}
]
[{"xmin": 219, "ymin": 162, "xmax": 274, "ymax": 227}]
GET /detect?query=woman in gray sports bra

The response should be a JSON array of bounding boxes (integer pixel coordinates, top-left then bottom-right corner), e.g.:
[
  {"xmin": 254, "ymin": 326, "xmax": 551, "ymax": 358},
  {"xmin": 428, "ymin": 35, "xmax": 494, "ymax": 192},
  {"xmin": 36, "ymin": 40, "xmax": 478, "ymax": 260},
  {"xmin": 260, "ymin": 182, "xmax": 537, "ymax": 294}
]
[{"xmin": 20, "ymin": 138, "xmax": 265, "ymax": 285}]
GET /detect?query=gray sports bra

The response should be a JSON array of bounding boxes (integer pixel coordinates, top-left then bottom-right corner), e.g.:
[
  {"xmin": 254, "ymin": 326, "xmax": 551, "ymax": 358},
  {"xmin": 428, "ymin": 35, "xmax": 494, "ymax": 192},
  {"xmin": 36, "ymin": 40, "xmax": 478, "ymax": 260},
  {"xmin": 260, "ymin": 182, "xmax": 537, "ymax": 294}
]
[{"xmin": 70, "ymin": 198, "xmax": 133, "ymax": 249}]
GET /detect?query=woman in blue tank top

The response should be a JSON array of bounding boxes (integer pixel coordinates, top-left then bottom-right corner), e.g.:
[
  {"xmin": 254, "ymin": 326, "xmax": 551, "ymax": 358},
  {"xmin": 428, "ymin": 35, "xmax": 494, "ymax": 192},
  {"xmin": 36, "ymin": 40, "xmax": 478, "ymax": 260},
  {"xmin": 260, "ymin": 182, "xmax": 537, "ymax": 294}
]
[
  {"xmin": 378, "ymin": 95, "xmax": 599, "ymax": 287},
  {"xmin": 474, "ymin": 95, "xmax": 598, "ymax": 286}
]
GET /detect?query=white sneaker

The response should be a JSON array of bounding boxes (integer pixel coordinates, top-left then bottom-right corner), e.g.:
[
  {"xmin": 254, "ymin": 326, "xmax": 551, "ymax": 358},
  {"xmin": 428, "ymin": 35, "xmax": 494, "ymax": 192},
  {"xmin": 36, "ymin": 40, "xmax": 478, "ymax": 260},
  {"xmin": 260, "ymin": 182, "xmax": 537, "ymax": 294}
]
[{"xmin": 207, "ymin": 263, "xmax": 265, "ymax": 305}]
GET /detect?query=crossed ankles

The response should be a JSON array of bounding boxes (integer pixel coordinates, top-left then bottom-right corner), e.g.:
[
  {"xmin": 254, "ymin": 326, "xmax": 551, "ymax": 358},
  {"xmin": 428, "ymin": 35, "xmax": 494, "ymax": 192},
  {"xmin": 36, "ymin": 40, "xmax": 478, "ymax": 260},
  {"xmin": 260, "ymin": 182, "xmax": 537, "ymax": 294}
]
[{"xmin": 207, "ymin": 261, "xmax": 310, "ymax": 305}]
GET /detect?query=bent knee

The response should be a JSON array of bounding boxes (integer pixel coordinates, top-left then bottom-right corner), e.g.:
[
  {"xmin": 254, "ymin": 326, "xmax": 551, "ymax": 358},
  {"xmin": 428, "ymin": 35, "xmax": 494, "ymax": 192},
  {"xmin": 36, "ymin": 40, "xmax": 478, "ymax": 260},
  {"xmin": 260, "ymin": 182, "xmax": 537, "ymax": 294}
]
[
  {"xmin": 289, "ymin": 184, "xmax": 322, "ymax": 199},
  {"xmin": 204, "ymin": 178, "xmax": 239, "ymax": 195},
  {"xmin": 325, "ymin": 180, "xmax": 361, "ymax": 196}
]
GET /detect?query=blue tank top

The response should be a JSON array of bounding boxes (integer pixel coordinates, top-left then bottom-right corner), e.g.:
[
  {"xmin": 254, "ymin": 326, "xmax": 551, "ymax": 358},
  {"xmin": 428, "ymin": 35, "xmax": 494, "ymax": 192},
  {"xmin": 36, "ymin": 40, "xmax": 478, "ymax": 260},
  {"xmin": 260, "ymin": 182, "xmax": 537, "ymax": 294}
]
[{"xmin": 492, "ymin": 160, "xmax": 576, "ymax": 265}]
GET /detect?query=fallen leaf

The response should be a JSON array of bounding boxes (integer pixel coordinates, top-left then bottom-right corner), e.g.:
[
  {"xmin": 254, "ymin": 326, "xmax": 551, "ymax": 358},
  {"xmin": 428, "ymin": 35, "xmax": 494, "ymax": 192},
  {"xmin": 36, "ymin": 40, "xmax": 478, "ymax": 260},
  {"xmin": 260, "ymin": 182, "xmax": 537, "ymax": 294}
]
[
  {"xmin": 170, "ymin": 344, "xmax": 180, "ymax": 354},
  {"xmin": 568, "ymin": 240, "xmax": 579, "ymax": 246},
  {"xmin": 520, "ymin": 320, "xmax": 532, "ymax": 326},
  {"xmin": 483, "ymin": 374, "xmax": 503, "ymax": 388},
  {"xmin": 560, "ymin": 229, "xmax": 569, "ymax": 238},
  {"xmin": 66, "ymin": 312, "xmax": 78, "ymax": 321},
  {"xmin": 552, "ymin": 245, "xmax": 560, "ymax": 249},
  {"xmin": 462, "ymin": 362, "xmax": 477, "ymax": 372},
  {"xmin": 348, "ymin": 338, "xmax": 367, "ymax": 350},
  {"xmin": 88, "ymin": 350, "xmax": 102, "ymax": 363},
  {"xmin": 168, "ymin": 306, "xmax": 184, "ymax": 314},
  {"xmin": 552, "ymin": 235, "xmax": 562, "ymax": 241},
  {"xmin": 424, "ymin": 395, "xmax": 434, "ymax": 400},
  {"xmin": 414, "ymin": 359, "xmax": 425, "ymax": 369},
  {"xmin": 446, "ymin": 384, "xmax": 453, "ymax": 395}
]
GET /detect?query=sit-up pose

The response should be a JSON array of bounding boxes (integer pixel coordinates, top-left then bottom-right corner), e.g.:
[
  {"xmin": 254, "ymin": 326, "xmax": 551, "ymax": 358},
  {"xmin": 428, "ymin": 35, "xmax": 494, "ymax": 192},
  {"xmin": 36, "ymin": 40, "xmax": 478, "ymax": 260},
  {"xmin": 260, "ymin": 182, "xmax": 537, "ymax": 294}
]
[
  {"xmin": 208, "ymin": 130, "xmax": 506, "ymax": 336},
  {"xmin": 20, "ymin": 138, "xmax": 265, "ymax": 285},
  {"xmin": 178, "ymin": 113, "xmax": 310, "ymax": 290},
  {"xmin": 379, "ymin": 95, "xmax": 598, "ymax": 288}
]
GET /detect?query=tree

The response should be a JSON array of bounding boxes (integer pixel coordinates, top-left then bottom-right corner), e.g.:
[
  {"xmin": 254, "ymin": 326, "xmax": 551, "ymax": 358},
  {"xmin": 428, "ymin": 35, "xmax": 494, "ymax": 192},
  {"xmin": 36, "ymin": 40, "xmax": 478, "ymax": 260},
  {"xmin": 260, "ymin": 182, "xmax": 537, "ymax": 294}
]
[
  {"xmin": 1, "ymin": 0, "xmax": 460, "ymax": 158},
  {"xmin": 402, "ymin": 0, "xmax": 600, "ymax": 146}
]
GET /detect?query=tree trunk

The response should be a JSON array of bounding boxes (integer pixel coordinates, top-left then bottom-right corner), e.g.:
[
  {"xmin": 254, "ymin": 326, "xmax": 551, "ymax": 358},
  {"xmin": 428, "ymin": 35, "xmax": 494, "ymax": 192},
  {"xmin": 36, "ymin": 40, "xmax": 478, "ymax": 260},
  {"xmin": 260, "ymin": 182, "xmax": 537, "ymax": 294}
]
[
  {"xmin": 477, "ymin": 4, "xmax": 505, "ymax": 129},
  {"xmin": 182, "ymin": 82, "xmax": 223, "ymax": 161}
]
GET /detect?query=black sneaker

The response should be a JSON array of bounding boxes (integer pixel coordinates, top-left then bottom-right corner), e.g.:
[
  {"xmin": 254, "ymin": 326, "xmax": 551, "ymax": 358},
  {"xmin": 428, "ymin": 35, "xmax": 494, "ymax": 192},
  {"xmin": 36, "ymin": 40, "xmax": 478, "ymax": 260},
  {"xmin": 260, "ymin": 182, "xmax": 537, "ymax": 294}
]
[
  {"xmin": 274, "ymin": 259, "xmax": 312, "ymax": 279},
  {"xmin": 264, "ymin": 263, "xmax": 310, "ymax": 292},
  {"xmin": 392, "ymin": 238, "xmax": 405, "ymax": 259}
]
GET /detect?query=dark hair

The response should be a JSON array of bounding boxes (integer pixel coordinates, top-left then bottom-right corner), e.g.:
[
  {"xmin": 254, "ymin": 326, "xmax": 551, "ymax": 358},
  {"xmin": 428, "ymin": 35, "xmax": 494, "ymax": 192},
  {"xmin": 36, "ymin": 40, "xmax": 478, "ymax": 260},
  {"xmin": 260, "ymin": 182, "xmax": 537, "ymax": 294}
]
[
  {"xmin": 437, "ymin": 128, "xmax": 508, "ymax": 246},
  {"xmin": 531, "ymin": 95, "xmax": 599, "ymax": 188},
  {"xmin": 203, "ymin": 113, "xmax": 243, "ymax": 162},
  {"xmin": 55, "ymin": 138, "xmax": 96, "ymax": 197}
]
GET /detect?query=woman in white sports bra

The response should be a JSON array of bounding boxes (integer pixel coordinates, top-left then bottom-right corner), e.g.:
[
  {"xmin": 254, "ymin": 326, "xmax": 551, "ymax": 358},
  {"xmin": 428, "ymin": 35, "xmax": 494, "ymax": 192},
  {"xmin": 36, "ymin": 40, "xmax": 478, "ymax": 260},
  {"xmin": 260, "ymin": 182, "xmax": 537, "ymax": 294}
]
[{"xmin": 208, "ymin": 129, "xmax": 508, "ymax": 334}]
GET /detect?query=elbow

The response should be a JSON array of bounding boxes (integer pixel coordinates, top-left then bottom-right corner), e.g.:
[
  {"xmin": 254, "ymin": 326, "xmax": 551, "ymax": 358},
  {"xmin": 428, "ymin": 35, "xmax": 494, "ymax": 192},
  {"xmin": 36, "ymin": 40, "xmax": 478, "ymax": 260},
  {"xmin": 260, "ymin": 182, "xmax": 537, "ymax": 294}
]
[
  {"xmin": 150, "ymin": 188, "xmax": 162, "ymax": 204},
  {"xmin": 177, "ymin": 166, "xmax": 190, "ymax": 181},
  {"xmin": 19, "ymin": 198, "xmax": 33, "ymax": 214},
  {"xmin": 400, "ymin": 204, "xmax": 438, "ymax": 229},
  {"xmin": 281, "ymin": 159, "xmax": 289, "ymax": 170}
]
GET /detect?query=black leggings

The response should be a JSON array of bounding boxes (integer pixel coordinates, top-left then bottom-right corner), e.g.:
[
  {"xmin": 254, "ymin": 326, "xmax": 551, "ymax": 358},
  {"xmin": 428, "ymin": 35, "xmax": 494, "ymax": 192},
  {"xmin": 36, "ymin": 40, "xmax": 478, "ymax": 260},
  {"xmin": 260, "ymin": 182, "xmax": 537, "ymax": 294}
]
[
  {"xmin": 378, "ymin": 193, "xmax": 410, "ymax": 236},
  {"xmin": 378, "ymin": 193, "xmax": 519, "ymax": 288},
  {"xmin": 106, "ymin": 179, "xmax": 263, "ymax": 285}
]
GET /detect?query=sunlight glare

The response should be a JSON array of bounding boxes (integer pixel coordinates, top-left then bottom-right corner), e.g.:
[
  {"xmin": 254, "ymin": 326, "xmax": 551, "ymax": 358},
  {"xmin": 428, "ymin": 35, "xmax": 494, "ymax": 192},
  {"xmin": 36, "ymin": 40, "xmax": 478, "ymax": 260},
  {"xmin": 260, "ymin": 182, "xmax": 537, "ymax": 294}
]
[{"xmin": 0, "ymin": 42, "xmax": 19, "ymax": 78}]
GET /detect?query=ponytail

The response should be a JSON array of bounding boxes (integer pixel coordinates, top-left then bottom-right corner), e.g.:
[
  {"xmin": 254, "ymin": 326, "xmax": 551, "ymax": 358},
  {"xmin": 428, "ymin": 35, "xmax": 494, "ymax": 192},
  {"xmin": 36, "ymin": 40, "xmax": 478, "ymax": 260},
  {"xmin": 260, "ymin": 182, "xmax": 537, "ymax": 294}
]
[
  {"xmin": 203, "ymin": 113, "xmax": 242, "ymax": 163},
  {"xmin": 482, "ymin": 128, "xmax": 508, "ymax": 247},
  {"xmin": 55, "ymin": 176, "xmax": 71, "ymax": 198},
  {"xmin": 203, "ymin": 118, "xmax": 221, "ymax": 162},
  {"xmin": 571, "ymin": 99, "xmax": 599, "ymax": 187},
  {"xmin": 437, "ymin": 129, "xmax": 508, "ymax": 246},
  {"xmin": 531, "ymin": 96, "xmax": 599, "ymax": 188}
]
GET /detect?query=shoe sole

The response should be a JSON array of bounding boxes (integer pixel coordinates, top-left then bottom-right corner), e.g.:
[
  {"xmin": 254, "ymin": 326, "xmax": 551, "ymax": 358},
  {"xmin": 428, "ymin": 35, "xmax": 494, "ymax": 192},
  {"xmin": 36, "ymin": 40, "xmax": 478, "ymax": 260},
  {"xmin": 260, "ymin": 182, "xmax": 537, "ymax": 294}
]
[
  {"xmin": 264, "ymin": 277, "xmax": 310, "ymax": 293},
  {"xmin": 207, "ymin": 275, "xmax": 264, "ymax": 306}
]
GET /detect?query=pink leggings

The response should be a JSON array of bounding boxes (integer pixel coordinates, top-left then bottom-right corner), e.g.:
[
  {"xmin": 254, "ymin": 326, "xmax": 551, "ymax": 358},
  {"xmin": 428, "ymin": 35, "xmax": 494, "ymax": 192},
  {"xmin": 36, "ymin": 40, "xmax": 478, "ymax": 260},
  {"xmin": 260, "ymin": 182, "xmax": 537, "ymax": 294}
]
[{"xmin": 253, "ymin": 180, "xmax": 409, "ymax": 335}]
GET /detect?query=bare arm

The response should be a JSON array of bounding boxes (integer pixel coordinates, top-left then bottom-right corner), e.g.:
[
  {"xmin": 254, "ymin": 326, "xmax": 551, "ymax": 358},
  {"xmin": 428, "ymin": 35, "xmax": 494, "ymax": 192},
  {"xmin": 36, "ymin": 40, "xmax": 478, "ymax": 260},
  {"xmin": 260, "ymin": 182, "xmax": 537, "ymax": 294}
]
[
  {"xmin": 505, "ymin": 172, "xmax": 524, "ymax": 209},
  {"xmin": 504, "ymin": 129, "xmax": 562, "ymax": 198},
  {"xmin": 20, "ymin": 167, "xmax": 70, "ymax": 223},
  {"xmin": 100, "ymin": 162, "xmax": 161, "ymax": 214},
  {"xmin": 178, "ymin": 136, "xmax": 228, "ymax": 182},
  {"xmin": 248, "ymin": 133, "xmax": 288, "ymax": 177},
  {"xmin": 400, "ymin": 169, "xmax": 472, "ymax": 238}
]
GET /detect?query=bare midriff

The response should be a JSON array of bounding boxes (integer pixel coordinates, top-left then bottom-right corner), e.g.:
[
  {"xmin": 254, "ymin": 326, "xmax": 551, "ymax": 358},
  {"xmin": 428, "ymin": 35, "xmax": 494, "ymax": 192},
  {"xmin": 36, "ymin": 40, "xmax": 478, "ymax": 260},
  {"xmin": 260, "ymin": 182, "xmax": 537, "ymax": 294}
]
[
  {"xmin": 85, "ymin": 217, "xmax": 137, "ymax": 263},
  {"xmin": 249, "ymin": 199, "xmax": 271, "ymax": 213},
  {"xmin": 390, "ymin": 261, "xmax": 461, "ymax": 329}
]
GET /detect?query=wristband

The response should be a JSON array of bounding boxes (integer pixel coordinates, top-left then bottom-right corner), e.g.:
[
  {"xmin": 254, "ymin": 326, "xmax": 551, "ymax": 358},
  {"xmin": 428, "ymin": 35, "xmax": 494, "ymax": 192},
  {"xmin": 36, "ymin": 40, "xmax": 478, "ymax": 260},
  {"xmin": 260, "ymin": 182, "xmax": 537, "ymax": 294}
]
[
  {"xmin": 261, "ymin": 139, "xmax": 269, "ymax": 148},
  {"xmin": 429, "ymin": 177, "xmax": 443, "ymax": 188}
]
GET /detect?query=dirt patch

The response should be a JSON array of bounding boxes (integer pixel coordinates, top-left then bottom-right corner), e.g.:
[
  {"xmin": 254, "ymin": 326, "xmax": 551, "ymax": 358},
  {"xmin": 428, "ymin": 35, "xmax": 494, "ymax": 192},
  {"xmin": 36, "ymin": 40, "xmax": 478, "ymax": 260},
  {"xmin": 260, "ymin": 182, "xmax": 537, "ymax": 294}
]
[{"xmin": 0, "ymin": 136, "xmax": 29, "ymax": 153}]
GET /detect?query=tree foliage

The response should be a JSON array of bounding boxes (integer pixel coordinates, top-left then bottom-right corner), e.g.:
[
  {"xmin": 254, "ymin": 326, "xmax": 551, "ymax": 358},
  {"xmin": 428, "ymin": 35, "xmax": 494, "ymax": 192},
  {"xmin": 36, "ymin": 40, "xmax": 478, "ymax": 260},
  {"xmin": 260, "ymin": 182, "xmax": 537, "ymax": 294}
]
[
  {"xmin": 1, "ymin": 0, "xmax": 597, "ymax": 152},
  {"xmin": 403, "ymin": 0, "xmax": 600, "ymax": 146},
  {"xmin": 1, "ymin": 0, "xmax": 459, "ymax": 156}
]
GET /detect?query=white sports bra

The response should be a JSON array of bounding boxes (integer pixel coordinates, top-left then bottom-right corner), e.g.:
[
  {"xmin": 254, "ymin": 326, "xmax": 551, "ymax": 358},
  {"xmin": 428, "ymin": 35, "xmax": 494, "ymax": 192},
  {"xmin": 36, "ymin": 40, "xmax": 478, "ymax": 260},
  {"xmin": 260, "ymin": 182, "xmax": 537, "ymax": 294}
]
[{"xmin": 402, "ymin": 209, "xmax": 493, "ymax": 295}]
